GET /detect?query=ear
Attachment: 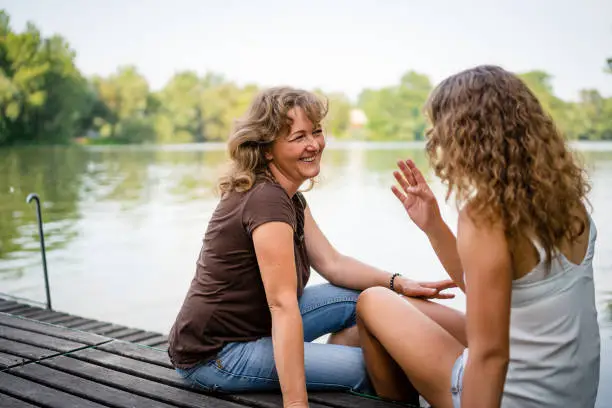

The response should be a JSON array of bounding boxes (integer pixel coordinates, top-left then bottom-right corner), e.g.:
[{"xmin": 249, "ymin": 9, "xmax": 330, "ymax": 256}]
[{"xmin": 264, "ymin": 146, "xmax": 274, "ymax": 161}]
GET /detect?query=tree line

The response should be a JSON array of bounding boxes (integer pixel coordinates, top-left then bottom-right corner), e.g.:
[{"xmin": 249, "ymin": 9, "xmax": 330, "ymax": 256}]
[{"xmin": 1, "ymin": 10, "xmax": 610, "ymax": 147}]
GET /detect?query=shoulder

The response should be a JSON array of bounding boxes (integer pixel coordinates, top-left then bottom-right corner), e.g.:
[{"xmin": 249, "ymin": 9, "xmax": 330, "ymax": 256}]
[
  {"xmin": 244, "ymin": 181, "xmax": 293, "ymax": 208},
  {"xmin": 457, "ymin": 206, "xmax": 508, "ymax": 256},
  {"xmin": 242, "ymin": 181, "xmax": 296, "ymax": 235}
]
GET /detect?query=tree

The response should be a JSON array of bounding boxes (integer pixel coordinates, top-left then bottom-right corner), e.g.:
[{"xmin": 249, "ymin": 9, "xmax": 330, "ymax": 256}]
[
  {"xmin": 90, "ymin": 66, "xmax": 155, "ymax": 143},
  {"xmin": 358, "ymin": 71, "xmax": 432, "ymax": 140}
]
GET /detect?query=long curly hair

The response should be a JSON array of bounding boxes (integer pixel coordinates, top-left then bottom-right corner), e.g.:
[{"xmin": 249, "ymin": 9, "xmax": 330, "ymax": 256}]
[
  {"xmin": 218, "ymin": 86, "xmax": 328, "ymax": 194},
  {"xmin": 424, "ymin": 65, "xmax": 590, "ymax": 264}
]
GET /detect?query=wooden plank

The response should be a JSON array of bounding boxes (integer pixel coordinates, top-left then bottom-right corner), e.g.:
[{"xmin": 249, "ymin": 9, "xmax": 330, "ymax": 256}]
[
  {"xmin": 105, "ymin": 327, "xmax": 145, "ymax": 339},
  {"xmin": 18, "ymin": 308, "xmax": 47, "ymax": 318},
  {"xmin": 0, "ymin": 325, "xmax": 89, "ymax": 353},
  {"xmin": 71, "ymin": 321, "xmax": 111, "ymax": 331},
  {"xmin": 0, "ymin": 351, "xmax": 27, "ymax": 369},
  {"xmin": 225, "ymin": 393, "xmax": 330, "ymax": 408},
  {"xmin": 116, "ymin": 331, "xmax": 162, "ymax": 343},
  {"xmin": 41, "ymin": 355, "xmax": 245, "ymax": 408},
  {"xmin": 0, "ymin": 313, "xmax": 110, "ymax": 346},
  {"xmin": 43, "ymin": 314, "xmax": 81, "ymax": 325},
  {"xmin": 0, "ymin": 338, "xmax": 58, "ymax": 361},
  {"xmin": 310, "ymin": 392, "xmax": 416, "ymax": 408},
  {"xmin": 138, "ymin": 335, "xmax": 169, "ymax": 346},
  {"xmin": 5, "ymin": 306, "xmax": 35, "ymax": 315},
  {"xmin": 0, "ymin": 393, "xmax": 40, "ymax": 407},
  {"xmin": 151, "ymin": 342, "xmax": 169, "ymax": 349},
  {"xmin": 63, "ymin": 318, "xmax": 98, "ymax": 328},
  {"xmin": 69, "ymin": 349, "xmax": 331, "ymax": 408},
  {"xmin": 0, "ymin": 303, "xmax": 26, "ymax": 313},
  {"xmin": 0, "ymin": 371, "xmax": 109, "ymax": 408},
  {"xmin": 20, "ymin": 310, "xmax": 66, "ymax": 321},
  {"xmin": 71, "ymin": 348, "xmax": 180, "ymax": 386},
  {"xmin": 95, "ymin": 340, "xmax": 173, "ymax": 368},
  {"xmin": 92, "ymin": 324, "xmax": 129, "ymax": 335},
  {"xmin": 9, "ymin": 363, "xmax": 180, "ymax": 408}
]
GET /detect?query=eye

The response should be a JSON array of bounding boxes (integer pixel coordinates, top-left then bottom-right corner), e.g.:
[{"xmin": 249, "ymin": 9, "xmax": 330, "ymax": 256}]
[
  {"xmin": 313, "ymin": 129, "xmax": 323, "ymax": 135},
  {"xmin": 291, "ymin": 134, "xmax": 305, "ymax": 142}
]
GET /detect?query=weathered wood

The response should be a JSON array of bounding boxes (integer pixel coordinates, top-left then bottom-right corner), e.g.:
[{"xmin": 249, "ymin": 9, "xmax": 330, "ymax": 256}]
[
  {"xmin": 0, "ymin": 337, "xmax": 58, "ymax": 361},
  {"xmin": 117, "ymin": 331, "xmax": 162, "ymax": 343},
  {"xmin": 138, "ymin": 334, "xmax": 169, "ymax": 346},
  {"xmin": 0, "ymin": 351, "xmax": 27, "ymax": 369},
  {"xmin": 0, "ymin": 392, "xmax": 39, "ymax": 407},
  {"xmin": 18, "ymin": 310, "xmax": 65, "ymax": 320},
  {"xmin": 71, "ymin": 321, "xmax": 112, "ymax": 331},
  {"xmin": 105, "ymin": 327, "xmax": 145, "ymax": 339},
  {"xmin": 0, "ymin": 297, "xmax": 407, "ymax": 408},
  {"xmin": 4, "ymin": 306, "xmax": 35, "ymax": 315},
  {"xmin": 310, "ymin": 392, "xmax": 419, "ymax": 408},
  {"xmin": 71, "ymin": 347, "xmax": 181, "ymax": 386},
  {"xmin": 91, "ymin": 323, "xmax": 127, "ymax": 335},
  {"xmin": 0, "ymin": 325, "xmax": 88, "ymax": 353},
  {"xmin": 152, "ymin": 341, "xmax": 169, "ymax": 349},
  {"xmin": 43, "ymin": 314, "xmax": 82, "ymax": 325},
  {"xmin": 0, "ymin": 313, "xmax": 110, "ymax": 346},
  {"xmin": 41, "ymin": 355, "xmax": 245, "ymax": 408},
  {"xmin": 0, "ymin": 302, "xmax": 25, "ymax": 313},
  {"xmin": 0, "ymin": 371, "xmax": 109, "ymax": 408},
  {"xmin": 63, "ymin": 318, "xmax": 98, "ymax": 328},
  {"xmin": 17, "ymin": 308, "xmax": 47, "ymax": 317},
  {"xmin": 10, "ymin": 363, "xmax": 179, "ymax": 408},
  {"xmin": 68, "ymin": 348, "xmax": 333, "ymax": 408},
  {"xmin": 95, "ymin": 340, "xmax": 173, "ymax": 368}
]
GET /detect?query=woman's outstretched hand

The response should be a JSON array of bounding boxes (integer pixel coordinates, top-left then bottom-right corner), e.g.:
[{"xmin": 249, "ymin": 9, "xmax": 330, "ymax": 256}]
[
  {"xmin": 395, "ymin": 277, "xmax": 457, "ymax": 299},
  {"xmin": 391, "ymin": 159, "xmax": 442, "ymax": 234}
]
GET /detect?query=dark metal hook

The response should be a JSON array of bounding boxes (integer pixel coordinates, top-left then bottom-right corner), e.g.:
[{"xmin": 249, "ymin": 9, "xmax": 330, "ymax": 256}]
[{"xmin": 26, "ymin": 193, "xmax": 52, "ymax": 310}]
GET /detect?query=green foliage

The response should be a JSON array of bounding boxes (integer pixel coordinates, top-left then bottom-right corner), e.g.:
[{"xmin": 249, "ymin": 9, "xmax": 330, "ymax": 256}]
[
  {"xmin": 0, "ymin": 9, "xmax": 610, "ymax": 146},
  {"xmin": 358, "ymin": 71, "xmax": 432, "ymax": 140},
  {"xmin": 0, "ymin": 12, "xmax": 94, "ymax": 145}
]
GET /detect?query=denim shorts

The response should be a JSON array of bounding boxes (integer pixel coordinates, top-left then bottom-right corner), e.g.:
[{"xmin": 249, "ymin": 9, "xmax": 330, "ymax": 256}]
[
  {"xmin": 176, "ymin": 283, "xmax": 373, "ymax": 395},
  {"xmin": 450, "ymin": 349, "xmax": 467, "ymax": 408}
]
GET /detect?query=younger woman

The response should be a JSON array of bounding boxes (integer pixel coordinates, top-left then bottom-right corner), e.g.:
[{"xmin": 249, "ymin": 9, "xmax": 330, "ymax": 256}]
[{"xmin": 357, "ymin": 65, "xmax": 600, "ymax": 408}]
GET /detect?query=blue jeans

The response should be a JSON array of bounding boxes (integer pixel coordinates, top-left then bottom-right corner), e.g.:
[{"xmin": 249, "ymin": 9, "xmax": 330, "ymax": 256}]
[{"xmin": 176, "ymin": 283, "xmax": 372, "ymax": 394}]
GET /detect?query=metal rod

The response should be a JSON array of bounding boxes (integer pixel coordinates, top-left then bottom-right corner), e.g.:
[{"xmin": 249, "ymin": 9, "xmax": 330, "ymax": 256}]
[{"xmin": 26, "ymin": 193, "xmax": 52, "ymax": 310}]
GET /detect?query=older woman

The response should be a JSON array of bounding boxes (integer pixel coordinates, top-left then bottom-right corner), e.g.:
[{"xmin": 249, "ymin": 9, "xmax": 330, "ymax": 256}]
[{"xmin": 167, "ymin": 87, "xmax": 454, "ymax": 408}]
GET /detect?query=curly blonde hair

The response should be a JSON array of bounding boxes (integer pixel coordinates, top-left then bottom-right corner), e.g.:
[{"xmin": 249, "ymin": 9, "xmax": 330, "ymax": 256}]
[
  {"xmin": 424, "ymin": 65, "xmax": 590, "ymax": 263},
  {"xmin": 218, "ymin": 87, "xmax": 328, "ymax": 193}
]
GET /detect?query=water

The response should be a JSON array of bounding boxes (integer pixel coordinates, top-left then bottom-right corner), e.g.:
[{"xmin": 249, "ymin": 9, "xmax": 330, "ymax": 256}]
[{"xmin": 1, "ymin": 142, "xmax": 610, "ymax": 405}]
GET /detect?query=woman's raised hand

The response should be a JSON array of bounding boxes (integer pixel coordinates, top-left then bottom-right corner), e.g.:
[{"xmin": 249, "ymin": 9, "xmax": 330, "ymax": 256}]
[{"xmin": 391, "ymin": 159, "xmax": 442, "ymax": 234}]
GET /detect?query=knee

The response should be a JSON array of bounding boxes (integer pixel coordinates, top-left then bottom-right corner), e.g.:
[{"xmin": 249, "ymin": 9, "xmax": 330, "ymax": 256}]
[{"xmin": 356, "ymin": 286, "xmax": 393, "ymax": 318}]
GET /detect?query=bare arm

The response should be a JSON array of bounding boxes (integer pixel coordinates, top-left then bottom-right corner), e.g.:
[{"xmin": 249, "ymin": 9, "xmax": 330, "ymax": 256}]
[
  {"xmin": 304, "ymin": 206, "xmax": 453, "ymax": 298},
  {"xmin": 457, "ymin": 211, "xmax": 511, "ymax": 408},
  {"xmin": 425, "ymin": 218, "xmax": 465, "ymax": 292},
  {"xmin": 303, "ymin": 206, "xmax": 390, "ymax": 291},
  {"xmin": 252, "ymin": 221, "xmax": 308, "ymax": 408},
  {"xmin": 391, "ymin": 159, "xmax": 465, "ymax": 291}
]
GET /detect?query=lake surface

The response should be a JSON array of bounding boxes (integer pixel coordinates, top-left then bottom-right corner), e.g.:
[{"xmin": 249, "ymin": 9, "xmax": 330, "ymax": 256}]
[{"xmin": 1, "ymin": 142, "xmax": 610, "ymax": 406}]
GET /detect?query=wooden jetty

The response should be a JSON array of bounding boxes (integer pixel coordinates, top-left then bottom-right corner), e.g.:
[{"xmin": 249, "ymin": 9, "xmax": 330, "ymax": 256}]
[{"xmin": 0, "ymin": 295, "xmax": 419, "ymax": 408}]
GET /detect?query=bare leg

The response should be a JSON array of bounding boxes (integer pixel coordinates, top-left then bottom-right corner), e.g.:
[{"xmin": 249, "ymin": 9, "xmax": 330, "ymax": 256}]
[
  {"xmin": 401, "ymin": 296, "xmax": 467, "ymax": 347},
  {"xmin": 357, "ymin": 315, "xmax": 421, "ymax": 404},
  {"xmin": 329, "ymin": 292, "xmax": 466, "ymax": 349},
  {"xmin": 328, "ymin": 325, "xmax": 360, "ymax": 347},
  {"xmin": 357, "ymin": 287, "xmax": 465, "ymax": 408}
]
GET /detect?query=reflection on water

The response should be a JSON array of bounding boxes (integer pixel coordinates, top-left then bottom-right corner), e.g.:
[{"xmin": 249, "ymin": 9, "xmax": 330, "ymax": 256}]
[{"xmin": 0, "ymin": 143, "xmax": 611, "ymax": 405}]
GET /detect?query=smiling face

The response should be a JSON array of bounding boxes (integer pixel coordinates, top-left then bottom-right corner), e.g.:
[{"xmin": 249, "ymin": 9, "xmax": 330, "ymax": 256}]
[{"xmin": 265, "ymin": 107, "xmax": 326, "ymax": 195}]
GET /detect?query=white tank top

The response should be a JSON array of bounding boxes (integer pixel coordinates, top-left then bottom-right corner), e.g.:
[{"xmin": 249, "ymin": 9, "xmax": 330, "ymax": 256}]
[{"xmin": 500, "ymin": 215, "xmax": 600, "ymax": 407}]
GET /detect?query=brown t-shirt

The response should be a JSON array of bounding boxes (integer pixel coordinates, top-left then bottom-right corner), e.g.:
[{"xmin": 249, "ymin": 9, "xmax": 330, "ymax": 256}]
[{"xmin": 167, "ymin": 180, "xmax": 311, "ymax": 368}]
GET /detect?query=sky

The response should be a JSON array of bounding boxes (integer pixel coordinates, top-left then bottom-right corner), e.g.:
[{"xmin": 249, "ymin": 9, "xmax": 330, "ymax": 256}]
[{"xmin": 1, "ymin": 0, "xmax": 611, "ymax": 101}]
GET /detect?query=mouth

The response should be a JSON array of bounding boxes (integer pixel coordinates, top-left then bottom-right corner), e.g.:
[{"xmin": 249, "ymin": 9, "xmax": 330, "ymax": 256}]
[{"xmin": 300, "ymin": 155, "xmax": 318, "ymax": 163}]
